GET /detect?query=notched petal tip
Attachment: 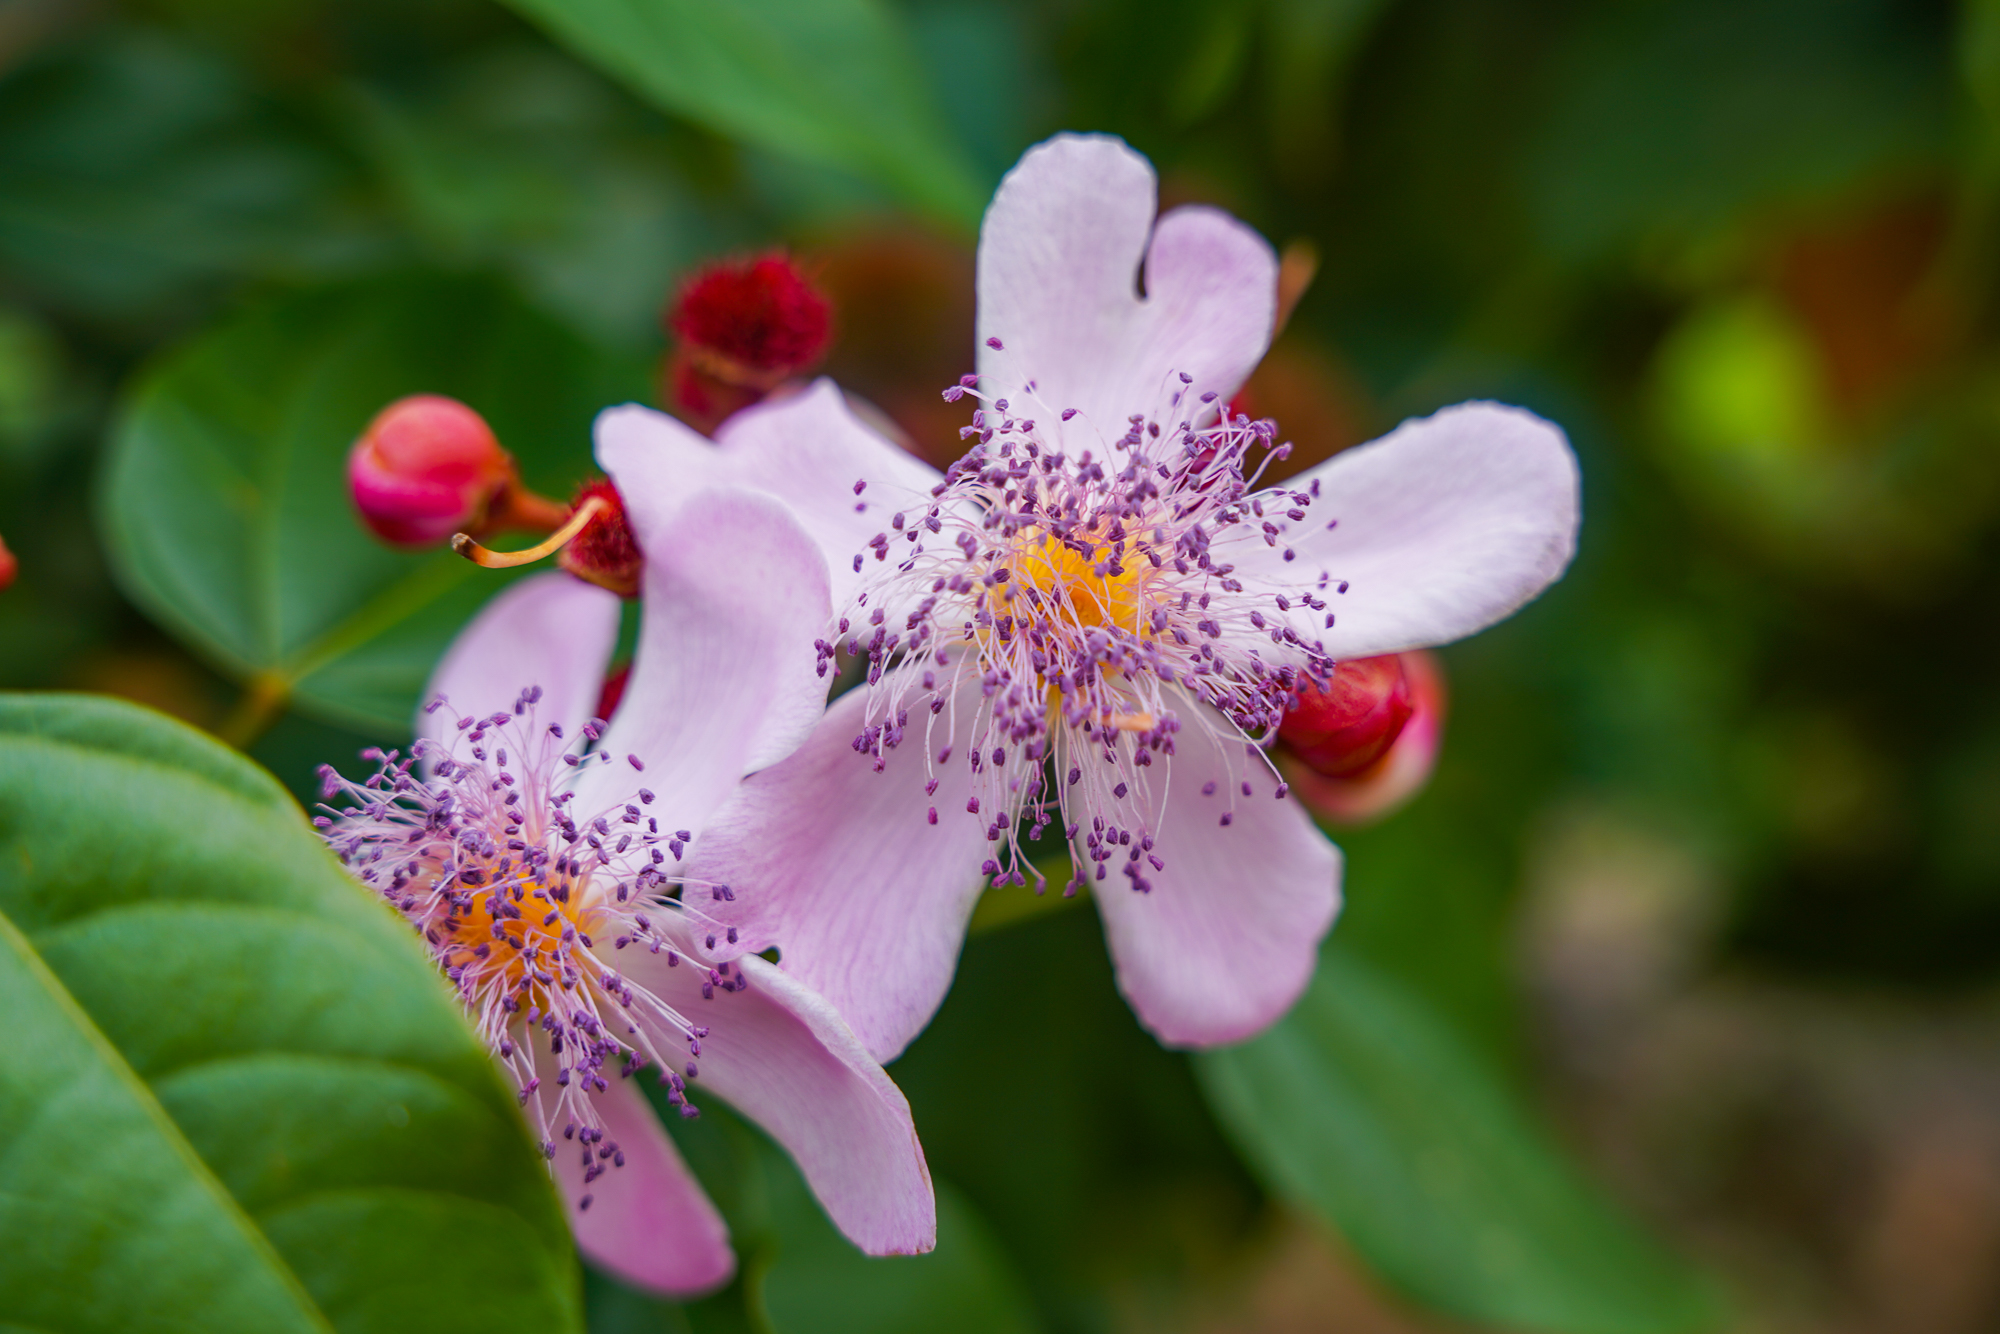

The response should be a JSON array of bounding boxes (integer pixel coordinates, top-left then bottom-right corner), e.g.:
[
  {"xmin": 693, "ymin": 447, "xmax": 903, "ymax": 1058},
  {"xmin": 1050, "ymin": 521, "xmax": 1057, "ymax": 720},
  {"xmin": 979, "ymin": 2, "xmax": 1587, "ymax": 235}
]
[{"xmin": 977, "ymin": 132, "xmax": 1278, "ymax": 429}]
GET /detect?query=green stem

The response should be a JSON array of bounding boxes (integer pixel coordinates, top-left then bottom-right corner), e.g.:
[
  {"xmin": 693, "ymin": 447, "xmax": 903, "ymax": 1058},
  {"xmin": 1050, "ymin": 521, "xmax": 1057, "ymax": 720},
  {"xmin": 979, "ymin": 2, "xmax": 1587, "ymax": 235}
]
[{"xmin": 216, "ymin": 671, "xmax": 289, "ymax": 751}]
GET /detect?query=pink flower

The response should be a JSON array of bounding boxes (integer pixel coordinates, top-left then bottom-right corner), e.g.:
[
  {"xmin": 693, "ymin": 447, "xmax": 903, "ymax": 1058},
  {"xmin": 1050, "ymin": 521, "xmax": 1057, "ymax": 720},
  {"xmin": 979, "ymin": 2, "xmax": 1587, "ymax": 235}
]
[
  {"xmin": 316, "ymin": 490, "xmax": 934, "ymax": 1296},
  {"xmin": 589, "ymin": 134, "xmax": 1581, "ymax": 1060}
]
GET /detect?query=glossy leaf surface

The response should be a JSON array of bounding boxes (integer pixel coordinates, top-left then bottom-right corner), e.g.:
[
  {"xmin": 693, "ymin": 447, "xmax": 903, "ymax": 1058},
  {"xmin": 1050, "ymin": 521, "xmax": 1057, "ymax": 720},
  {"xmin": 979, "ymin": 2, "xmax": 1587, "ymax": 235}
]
[
  {"xmin": 1197, "ymin": 948, "xmax": 1719, "ymax": 1334},
  {"xmin": 0, "ymin": 693, "xmax": 582, "ymax": 1334},
  {"xmin": 100, "ymin": 275, "xmax": 646, "ymax": 733},
  {"xmin": 496, "ymin": 0, "xmax": 987, "ymax": 228}
]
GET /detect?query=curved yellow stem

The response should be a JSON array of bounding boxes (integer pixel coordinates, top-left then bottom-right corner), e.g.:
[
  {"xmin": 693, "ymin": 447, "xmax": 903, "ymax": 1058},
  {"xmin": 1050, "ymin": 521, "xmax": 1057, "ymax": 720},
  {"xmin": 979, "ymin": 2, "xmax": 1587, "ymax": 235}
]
[{"xmin": 451, "ymin": 495, "xmax": 607, "ymax": 569}]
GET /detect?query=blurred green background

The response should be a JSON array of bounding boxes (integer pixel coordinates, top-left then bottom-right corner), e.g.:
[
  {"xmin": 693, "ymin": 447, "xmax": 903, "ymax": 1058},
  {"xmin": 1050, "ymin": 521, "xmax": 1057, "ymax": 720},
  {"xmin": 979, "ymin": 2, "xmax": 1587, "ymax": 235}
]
[{"xmin": 5, "ymin": 0, "xmax": 2000, "ymax": 1330}]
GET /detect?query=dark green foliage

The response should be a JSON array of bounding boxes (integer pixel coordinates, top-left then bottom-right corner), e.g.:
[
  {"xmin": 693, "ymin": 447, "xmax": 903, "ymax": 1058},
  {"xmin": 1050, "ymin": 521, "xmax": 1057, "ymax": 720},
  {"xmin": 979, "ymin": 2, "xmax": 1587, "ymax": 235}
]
[
  {"xmin": 5, "ymin": 0, "xmax": 1997, "ymax": 1328},
  {"xmin": 100, "ymin": 275, "xmax": 648, "ymax": 732},
  {"xmin": 1199, "ymin": 948, "xmax": 1716, "ymax": 1333},
  {"xmin": 0, "ymin": 694, "xmax": 581, "ymax": 1333}
]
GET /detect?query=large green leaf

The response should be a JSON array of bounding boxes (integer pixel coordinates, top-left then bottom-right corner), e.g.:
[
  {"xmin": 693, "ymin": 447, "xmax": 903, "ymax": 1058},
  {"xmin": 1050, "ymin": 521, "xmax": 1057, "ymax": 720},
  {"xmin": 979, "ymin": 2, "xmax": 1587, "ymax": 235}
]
[
  {"xmin": 1196, "ymin": 949, "xmax": 1719, "ymax": 1334},
  {"xmin": 0, "ymin": 27, "xmax": 378, "ymax": 322},
  {"xmin": 758, "ymin": 1175, "xmax": 1040, "ymax": 1334},
  {"xmin": 0, "ymin": 692, "xmax": 581, "ymax": 1333},
  {"xmin": 584, "ymin": 1097, "xmax": 1043, "ymax": 1334},
  {"xmin": 99, "ymin": 273, "xmax": 648, "ymax": 734},
  {"xmin": 494, "ymin": 0, "xmax": 987, "ymax": 229}
]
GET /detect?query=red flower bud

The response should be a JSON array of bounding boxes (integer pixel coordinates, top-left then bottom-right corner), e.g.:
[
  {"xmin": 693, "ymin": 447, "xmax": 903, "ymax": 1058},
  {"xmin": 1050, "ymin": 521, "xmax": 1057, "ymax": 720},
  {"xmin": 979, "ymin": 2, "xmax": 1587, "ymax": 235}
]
[
  {"xmin": 1279, "ymin": 655, "xmax": 1415, "ymax": 777},
  {"xmin": 556, "ymin": 480, "xmax": 643, "ymax": 597},
  {"xmin": 664, "ymin": 346, "xmax": 766, "ymax": 430},
  {"xmin": 348, "ymin": 395, "xmax": 513, "ymax": 547},
  {"xmin": 664, "ymin": 254, "xmax": 832, "ymax": 434},
  {"xmin": 670, "ymin": 253, "xmax": 832, "ymax": 380},
  {"xmin": 0, "ymin": 532, "xmax": 15, "ymax": 593},
  {"xmin": 1279, "ymin": 651, "xmax": 1446, "ymax": 826}
]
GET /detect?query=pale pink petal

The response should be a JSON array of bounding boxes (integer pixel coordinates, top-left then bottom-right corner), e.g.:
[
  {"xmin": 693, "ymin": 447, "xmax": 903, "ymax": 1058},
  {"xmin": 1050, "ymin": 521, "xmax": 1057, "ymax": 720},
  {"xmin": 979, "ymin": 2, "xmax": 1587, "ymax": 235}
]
[
  {"xmin": 708, "ymin": 381, "xmax": 948, "ymax": 609},
  {"xmin": 572, "ymin": 488, "xmax": 832, "ymax": 825},
  {"xmin": 691, "ymin": 678, "xmax": 990, "ymax": 1064},
  {"xmin": 419, "ymin": 571, "xmax": 621, "ymax": 747},
  {"xmin": 1229, "ymin": 402, "xmax": 1580, "ymax": 660},
  {"xmin": 550, "ymin": 1068, "xmax": 734, "ymax": 1296},
  {"xmin": 616, "ymin": 948, "xmax": 937, "ymax": 1255},
  {"xmin": 1085, "ymin": 708, "xmax": 1341, "ymax": 1047},
  {"xmin": 592, "ymin": 403, "xmax": 734, "ymax": 552},
  {"xmin": 597, "ymin": 383, "xmax": 944, "ymax": 614},
  {"xmin": 976, "ymin": 133, "xmax": 1276, "ymax": 436}
]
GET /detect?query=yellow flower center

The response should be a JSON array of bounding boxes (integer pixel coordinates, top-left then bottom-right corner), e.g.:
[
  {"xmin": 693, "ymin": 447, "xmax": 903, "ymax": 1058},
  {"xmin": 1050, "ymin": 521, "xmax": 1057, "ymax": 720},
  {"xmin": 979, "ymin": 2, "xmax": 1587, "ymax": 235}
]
[
  {"xmin": 993, "ymin": 528, "xmax": 1157, "ymax": 636},
  {"xmin": 991, "ymin": 529, "xmax": 1162, "ymax": 731},
  {"xmin": 438, "ymin": 880, "xmax": 603, "ymax": 1009}
]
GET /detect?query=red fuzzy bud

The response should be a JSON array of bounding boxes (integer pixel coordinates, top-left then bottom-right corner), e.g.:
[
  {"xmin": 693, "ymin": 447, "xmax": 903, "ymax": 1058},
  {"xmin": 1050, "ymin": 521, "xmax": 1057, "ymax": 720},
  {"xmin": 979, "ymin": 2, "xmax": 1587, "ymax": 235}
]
[
  {"xmin": 0, "ymin": 533, "xmax": 15, "ymax": 593},
  {"xmin": 348, "ymin": 395, "xmax": 513, "ymax": 547},
  {"xmin": 557, "ymin": 480, "xmax": 643, "ymax": 598},
  {"xmin": 664, "ymin": 253, "xmax": 832, "ymax": 434},
  {"xmin": 665, "ymin": 349, "xmax": 766, "ymax": 429},
  {"xmin": 1279, "ymin": 651, "xmax": 1446, "ymax": 826},
  {"xmin": 670, "ymin": 253, "xmax": 831, "ymax": 379}
]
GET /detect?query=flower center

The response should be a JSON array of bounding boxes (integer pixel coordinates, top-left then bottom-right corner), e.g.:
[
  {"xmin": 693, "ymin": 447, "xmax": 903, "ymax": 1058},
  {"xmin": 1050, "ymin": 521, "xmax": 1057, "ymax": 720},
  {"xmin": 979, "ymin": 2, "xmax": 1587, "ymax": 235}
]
[
  {"xmin": 830, "ymin": 368, "xmax": 1341, "ymax": 893},
  {"xmin": 316, "ymin": 691, "xmax": 747, "ymax": 1210},
  {"xmin": 995, "ymin": 525, "xmax": 1156, "ymax": 636},
  {"xmin": 429, "ymin": 875, "xmax": 598, "ymax": 1015}
]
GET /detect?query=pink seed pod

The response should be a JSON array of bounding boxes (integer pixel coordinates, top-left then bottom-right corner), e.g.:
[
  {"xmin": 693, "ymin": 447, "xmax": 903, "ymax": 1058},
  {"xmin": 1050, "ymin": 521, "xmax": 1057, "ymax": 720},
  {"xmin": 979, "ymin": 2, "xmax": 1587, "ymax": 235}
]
[{"xmin": 348, "ymin": 395, "xmax": 514, "ymax": 547}]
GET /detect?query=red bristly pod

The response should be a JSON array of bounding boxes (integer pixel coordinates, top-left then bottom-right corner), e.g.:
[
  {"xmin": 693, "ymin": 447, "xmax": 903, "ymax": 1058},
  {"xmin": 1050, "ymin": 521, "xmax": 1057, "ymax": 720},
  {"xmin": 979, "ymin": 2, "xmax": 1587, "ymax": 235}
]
[
  {"xmin": 662, "ymin": 253, "xmax": 832, "ymax": 433},
  {"xmin": 1277, "ymin": 651, "xmax": 1446, "ymax": 826},
  {"xmin": 555, "ymin": 480, "xmax": 643, "ymax": 597}
]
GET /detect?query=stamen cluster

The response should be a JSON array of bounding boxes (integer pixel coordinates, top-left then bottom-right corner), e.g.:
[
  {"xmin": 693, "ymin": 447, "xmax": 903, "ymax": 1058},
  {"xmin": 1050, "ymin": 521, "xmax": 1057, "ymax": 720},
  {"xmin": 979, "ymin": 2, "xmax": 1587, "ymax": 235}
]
[
  {"xmin": 315, "ymin": 689, "xmax": 744, "ymax": 1208},
  {"xmin": 824, "ymin": 361, "xmax": 1344, "ymax": 895}
]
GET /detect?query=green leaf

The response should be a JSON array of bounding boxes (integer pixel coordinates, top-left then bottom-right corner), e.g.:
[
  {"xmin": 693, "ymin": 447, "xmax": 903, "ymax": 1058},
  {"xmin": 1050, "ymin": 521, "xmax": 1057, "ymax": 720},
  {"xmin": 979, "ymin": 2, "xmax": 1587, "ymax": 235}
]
[
  {"xmin": 693, "ymin": 1099, "xmax": 1044, "ymax": 1334},
  {"xmin": 493, "ymin": 0, "xmax": 987, "ymax": 229},
  {"xmin": 0, "ymin": 692, "xmax": 581, "ymax": 1333},
  {"xmin": 0, "ymin": 27, "xmax": 378, "ymax": 322},
  {"xmin": 1524, "ymin": 0, "xmax": 1951, "ymax": 265},
  {"xmin": 1195, "ymin": 948, "xmax": 1719, "ymax": 1334},
  {"xmin": 99, "ymin": 273, "xmax": 649, "ymax": 734},
  {"xmin": 1965, "ymin": 0, "xmax": 2000, "ymax": 134},
  {"xmin": 583, "ymin": 1095, "xmax": 1043, "ymax": 1334},
  {"xmin": 759, "ymin": 1176, "xmax": 1041, "ymax": 1334},
  {"xmin": 1263, "ymin": 0, "xmax": 1395, "ymax": 178}
]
